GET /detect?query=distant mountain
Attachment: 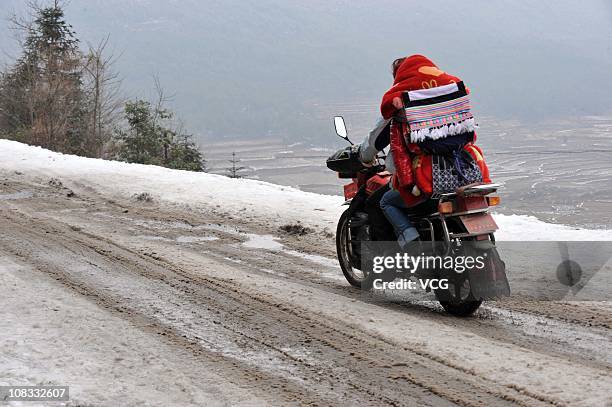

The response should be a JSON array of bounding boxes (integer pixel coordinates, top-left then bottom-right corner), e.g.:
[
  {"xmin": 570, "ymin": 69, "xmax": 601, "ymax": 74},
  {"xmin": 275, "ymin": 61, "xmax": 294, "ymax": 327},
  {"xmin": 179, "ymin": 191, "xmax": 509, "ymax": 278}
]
[{"xmin": 1, "ymin": 0, "xmax": 611, "ymax": 143}]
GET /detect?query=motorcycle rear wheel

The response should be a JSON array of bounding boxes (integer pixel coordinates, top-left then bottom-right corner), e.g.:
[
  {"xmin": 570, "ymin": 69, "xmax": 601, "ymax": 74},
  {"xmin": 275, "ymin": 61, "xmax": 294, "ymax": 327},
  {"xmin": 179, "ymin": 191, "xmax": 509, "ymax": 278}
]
[{"xmin": 434, "ymin": 277, "xmax": 482, "ymax": 317}]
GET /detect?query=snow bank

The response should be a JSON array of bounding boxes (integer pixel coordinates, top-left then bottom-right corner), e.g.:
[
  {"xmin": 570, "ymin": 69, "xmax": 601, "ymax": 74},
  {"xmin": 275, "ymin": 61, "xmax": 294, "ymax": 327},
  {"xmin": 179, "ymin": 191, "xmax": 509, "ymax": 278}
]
[
  {"xmin": 1, "ymin": 139, "xmax": 611, "ymax": 241},
  {"xmin": 494, "ymin": 213, "xmax": 612, "ymax": 241}
]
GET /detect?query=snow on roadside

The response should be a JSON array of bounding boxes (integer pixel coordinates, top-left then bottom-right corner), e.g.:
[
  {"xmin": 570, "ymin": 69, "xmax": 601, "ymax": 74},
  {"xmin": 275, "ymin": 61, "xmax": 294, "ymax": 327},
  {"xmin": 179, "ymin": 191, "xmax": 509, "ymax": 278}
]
[
  {"xmin": 1, "ymin": 139, "xmax": 611, "ymax": 241},
  {"xmin": 0, "ymin": 140, "xmax": 342, "ymax": 232},
  {"xmin": 494, "ymin": 213, "xmax": 612, "ymax": 241}
]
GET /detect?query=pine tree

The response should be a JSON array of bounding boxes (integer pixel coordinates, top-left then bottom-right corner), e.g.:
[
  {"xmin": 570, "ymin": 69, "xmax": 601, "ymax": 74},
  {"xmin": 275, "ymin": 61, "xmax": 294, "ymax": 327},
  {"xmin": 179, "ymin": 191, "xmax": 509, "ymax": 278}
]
[
  {"xmin": 116, "ymin": 100, "xmax": 165, "ymax": 165},
  {"xmin": 115, "ymin": 99, "xmax": 205, "ymax": 172},
  {"xmin": 227, "ymin": 152, "xmax": 246, "ymax": 178},
  {"xmin": 0, "ymin": 1, "xmax": 88, "ymax": 154},
  {"xmin": 167, "ymin": 135, "xmax": 207, "ymax": 172}
]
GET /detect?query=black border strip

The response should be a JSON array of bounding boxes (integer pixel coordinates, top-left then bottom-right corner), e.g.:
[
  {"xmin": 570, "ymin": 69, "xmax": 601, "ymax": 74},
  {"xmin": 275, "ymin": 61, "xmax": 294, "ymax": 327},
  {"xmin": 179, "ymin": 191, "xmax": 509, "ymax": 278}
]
[{"xmin": 402, "ymin": 82, "xmax": 468, "ymax": 108}]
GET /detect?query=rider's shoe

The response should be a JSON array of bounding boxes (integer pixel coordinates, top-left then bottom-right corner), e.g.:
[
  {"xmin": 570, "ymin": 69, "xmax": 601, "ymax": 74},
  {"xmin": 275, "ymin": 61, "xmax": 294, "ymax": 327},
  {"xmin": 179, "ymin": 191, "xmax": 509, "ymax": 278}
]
[{"xmin": 398, "ymin": 227, "xmax": 419, "ymax": 249}]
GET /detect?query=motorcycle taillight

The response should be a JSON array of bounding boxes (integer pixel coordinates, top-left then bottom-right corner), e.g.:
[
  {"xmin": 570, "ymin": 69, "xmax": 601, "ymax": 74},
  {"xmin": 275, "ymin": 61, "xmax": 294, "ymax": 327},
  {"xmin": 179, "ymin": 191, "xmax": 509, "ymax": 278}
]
[{"xmin": 438, "ymin": 201, "xmax": 454, "ymax": 214}]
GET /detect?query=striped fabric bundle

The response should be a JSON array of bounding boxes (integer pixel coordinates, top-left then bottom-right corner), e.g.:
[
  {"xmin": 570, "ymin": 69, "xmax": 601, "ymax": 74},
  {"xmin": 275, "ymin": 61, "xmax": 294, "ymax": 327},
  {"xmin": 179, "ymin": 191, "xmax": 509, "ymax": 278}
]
[{"xmin": 402, "ymin": 82, "xmax": 475, "ymax": 143}]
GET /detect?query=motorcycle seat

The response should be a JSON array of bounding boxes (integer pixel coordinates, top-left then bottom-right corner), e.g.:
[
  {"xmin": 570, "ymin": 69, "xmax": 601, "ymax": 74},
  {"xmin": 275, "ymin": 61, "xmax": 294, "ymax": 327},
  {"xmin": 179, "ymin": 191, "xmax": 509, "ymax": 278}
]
[{"xmin": 402, "ymin": 199, "xmax": 439, "ymax": 219}]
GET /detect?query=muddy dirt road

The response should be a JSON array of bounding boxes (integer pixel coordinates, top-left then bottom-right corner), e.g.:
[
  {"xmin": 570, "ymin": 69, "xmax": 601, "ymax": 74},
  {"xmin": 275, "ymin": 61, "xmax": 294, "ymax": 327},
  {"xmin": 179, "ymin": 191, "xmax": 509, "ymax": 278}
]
[{"xmin": 1, "ymin": 173, "xmax": 611, "ymax": 406}]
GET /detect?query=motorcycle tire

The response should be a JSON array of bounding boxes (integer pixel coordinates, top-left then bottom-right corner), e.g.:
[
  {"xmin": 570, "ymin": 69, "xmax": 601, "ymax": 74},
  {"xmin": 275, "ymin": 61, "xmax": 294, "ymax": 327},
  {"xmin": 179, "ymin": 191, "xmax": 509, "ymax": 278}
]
[
  {"xmin": 434, "ymin": 277, "xmax": 482, "ymax": 317},
  {"xmin": 437, "ymin": 299, "xmax": 483, "ymax": 317},
  {"xmin": 336, "ymin": 209, "xmax": 374, "ymax": 289}
]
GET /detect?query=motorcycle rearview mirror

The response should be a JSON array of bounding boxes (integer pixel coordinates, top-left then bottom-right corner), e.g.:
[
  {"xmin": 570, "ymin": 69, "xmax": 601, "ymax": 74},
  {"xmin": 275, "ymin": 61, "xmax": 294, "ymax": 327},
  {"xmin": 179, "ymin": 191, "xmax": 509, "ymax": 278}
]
[{"xmin": 333, "ymin": 116, "xmax": 353, "ymax": 145}]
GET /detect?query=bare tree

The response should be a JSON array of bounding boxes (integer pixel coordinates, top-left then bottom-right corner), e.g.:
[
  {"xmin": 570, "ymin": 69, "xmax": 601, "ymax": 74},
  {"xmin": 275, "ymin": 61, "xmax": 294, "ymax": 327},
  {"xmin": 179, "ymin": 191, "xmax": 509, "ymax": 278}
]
[
  {"xmin": 83, "ymin": 35, "xmax": 124, "ymax": 157},
  {"xmin": 151, "ymin": 74, "xmax": 175, "ymax": 125}
]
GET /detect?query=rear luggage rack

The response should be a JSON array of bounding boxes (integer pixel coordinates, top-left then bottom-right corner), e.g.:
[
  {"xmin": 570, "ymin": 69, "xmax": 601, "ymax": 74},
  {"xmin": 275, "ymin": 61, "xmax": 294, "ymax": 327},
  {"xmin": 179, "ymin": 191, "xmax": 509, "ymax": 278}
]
[{"xmin": 440, "ymin": 183, "xmax": 501, "ymax": 199}]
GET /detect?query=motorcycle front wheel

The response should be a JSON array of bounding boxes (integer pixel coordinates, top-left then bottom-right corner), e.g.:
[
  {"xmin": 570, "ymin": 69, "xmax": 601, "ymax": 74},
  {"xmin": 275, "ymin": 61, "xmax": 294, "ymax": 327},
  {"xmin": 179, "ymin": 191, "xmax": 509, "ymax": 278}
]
[{"xmin": 336, "ymin": 209, "xmax": 373, "ymax": 288}]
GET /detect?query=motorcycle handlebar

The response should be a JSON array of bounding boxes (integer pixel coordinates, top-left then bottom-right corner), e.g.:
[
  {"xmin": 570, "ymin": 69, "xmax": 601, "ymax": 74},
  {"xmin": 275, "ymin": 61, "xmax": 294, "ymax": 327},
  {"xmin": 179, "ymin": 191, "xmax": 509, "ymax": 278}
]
[{"xmin": 365, "ymin": 164, "xmax": 386, "ymax": 173}]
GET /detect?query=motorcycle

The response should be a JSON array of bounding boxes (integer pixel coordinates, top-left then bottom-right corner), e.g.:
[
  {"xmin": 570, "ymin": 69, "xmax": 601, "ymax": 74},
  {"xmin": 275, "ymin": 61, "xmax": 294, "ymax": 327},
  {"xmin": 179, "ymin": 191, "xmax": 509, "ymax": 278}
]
[{"xmin": 326, "ymin": 116, "xmax": 510, "ymax": 316}]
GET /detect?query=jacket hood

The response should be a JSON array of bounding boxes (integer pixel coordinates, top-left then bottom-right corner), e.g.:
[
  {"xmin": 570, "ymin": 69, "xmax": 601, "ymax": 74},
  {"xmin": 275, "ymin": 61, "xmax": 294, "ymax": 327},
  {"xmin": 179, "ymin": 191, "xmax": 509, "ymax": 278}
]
[
  {"xmin": 380, "ymin": 54, "xmax": 462, "ymax": 119},
  {"xmin": 393, "ymin": 55, "xmax": 439, "ymax": 85}
]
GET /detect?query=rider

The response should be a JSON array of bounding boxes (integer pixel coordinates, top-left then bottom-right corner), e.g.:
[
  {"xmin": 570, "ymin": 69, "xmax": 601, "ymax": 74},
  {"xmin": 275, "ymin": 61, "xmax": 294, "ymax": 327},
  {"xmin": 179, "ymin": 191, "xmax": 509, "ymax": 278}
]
[
  {"xmin": 359, "ymin": 55, "xmax": 466, "ymax": 247},
  {"xmin": 357, "ymin": 118, "xmax": 394, "ymax": 242},
  {"xmin": 357, "ymin": 58, "xmax": 404, "ymax": 172},
  {"xmin": 356, "ymin": 59, "xmax": 404, "ymax": 241}
]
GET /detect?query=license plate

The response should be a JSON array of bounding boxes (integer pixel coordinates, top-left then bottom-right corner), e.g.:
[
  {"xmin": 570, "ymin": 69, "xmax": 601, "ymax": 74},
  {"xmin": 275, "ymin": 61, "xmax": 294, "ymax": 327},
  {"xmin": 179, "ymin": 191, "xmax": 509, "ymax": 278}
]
[{"xmin": 460, "ymin": 213, "xmax": 498, "ymax": 234}]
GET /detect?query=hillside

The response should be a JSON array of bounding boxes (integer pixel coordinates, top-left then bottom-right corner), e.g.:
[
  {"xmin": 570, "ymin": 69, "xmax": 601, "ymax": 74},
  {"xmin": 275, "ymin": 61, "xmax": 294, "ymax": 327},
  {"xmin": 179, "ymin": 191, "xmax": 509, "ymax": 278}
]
[
  {"xmin": 1, "ymin": 0, "xmax": 611, "ymax": 142},
  {"xmin": 1, "ymin": 139, "xmax": 611, "ymax": 405},
  {"xmin": 1, "ymin": 139, "xmax": 611, "ymax": 241}
]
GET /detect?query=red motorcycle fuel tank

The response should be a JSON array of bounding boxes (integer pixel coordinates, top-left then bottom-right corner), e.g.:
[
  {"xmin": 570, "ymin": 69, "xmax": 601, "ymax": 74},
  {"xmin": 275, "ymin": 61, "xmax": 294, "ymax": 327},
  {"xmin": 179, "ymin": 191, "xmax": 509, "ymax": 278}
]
[
  {"xmin": 344, "ymin": 171, "xmax": 391, "ymax": 201},
  {"xmin": 343, "ymin": 181, "xmax": 358, "ymax": 200},
  {"xmin": 365, "ymin": 172, "xmax": 391, "ymax": 195}
]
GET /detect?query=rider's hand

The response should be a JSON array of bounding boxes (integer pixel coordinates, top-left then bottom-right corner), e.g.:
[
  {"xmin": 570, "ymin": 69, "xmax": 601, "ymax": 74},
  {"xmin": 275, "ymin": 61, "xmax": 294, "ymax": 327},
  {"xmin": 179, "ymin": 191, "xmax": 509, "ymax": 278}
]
[
  {"xmin": 392, "ymin": 97, "xmax": 403, "ymax": 110},
  {"xmin": 361, "ymin": 160, "xmax": 374, "ymax": 168},
  {"xmin": 353, "ymin": 145, "xmax": 374, "ymax": 167}
]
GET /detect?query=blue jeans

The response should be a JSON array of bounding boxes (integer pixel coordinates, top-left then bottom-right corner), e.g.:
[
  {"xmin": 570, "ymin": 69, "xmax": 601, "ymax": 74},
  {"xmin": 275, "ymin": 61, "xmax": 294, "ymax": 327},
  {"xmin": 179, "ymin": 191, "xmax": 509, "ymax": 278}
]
[{"xmin": 380, "ymin": 189, "xmax": 419, "ymax": 247}]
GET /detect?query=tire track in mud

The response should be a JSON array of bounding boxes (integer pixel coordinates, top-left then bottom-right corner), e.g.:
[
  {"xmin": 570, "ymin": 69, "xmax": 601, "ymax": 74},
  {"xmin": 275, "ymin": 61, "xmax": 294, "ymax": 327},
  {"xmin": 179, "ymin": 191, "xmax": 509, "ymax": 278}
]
[
  {"xmin": 0, "ymin": 205, "xmax": 553, "ymax": 407},
  {"xmin": 0, "ymin": 212, "xmax": 341, "ymax": 407},
  {"xmin": 92, "ymin": 205, "xmax": 612, "ymax": 373},
  {"xmin": 497, "ymin": 300, "xmax": 612, "ymax": 330},
  {"xmin": 4, "ymin": 180, "xmax": 611, "ymax": 405},
  {"xmin": 108, "ymin": 200, "xmax": 612, "ymax": 331}
]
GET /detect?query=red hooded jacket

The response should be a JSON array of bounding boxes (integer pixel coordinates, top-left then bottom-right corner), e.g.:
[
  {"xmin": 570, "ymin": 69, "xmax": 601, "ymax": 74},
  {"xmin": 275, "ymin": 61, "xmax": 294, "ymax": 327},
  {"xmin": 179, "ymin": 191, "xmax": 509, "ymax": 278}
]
[{"xmin": 380, "ymin": 55, "xmax": 488, "ymax": 205}]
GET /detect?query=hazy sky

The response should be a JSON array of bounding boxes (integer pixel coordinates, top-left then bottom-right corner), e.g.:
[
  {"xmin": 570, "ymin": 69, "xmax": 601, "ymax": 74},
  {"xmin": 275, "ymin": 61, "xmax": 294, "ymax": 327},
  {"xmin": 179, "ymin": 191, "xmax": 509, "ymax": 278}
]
[{"xmin": 1, "ymin": 0, "xmax": 611, "ymax": 143}]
